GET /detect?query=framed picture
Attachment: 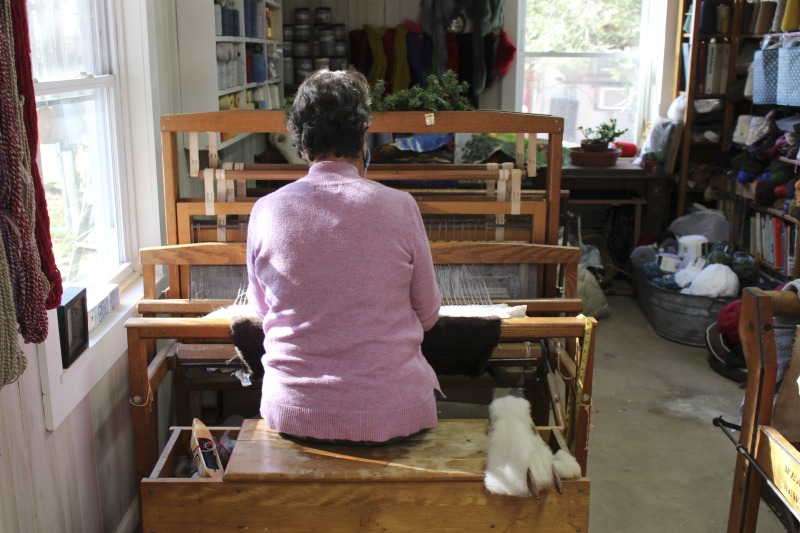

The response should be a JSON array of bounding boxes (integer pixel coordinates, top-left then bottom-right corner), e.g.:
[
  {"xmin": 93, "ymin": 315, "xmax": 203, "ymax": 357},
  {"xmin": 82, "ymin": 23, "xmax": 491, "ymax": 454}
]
[{"xmin": 57, "ymin": 286, "xmax": 88, "ymax": 369}]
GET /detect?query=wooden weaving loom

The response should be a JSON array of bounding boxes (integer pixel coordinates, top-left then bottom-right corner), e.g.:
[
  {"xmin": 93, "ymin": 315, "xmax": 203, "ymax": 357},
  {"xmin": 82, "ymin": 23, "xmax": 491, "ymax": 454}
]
[
  {"xmin": 127, "ymin": 240, "xmax": 595, "ymax": 532},
  {"xmin": 127, "ymin": 110, "xmax": 595, "ymax": 531}
]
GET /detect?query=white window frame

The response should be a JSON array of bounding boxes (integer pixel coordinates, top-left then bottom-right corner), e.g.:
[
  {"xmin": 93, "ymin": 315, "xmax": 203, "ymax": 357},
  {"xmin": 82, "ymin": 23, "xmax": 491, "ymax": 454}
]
[
  {"xmin": 34, "ymin": 0, "xmax": 163, "ymax": 430},
  {"xmin": 507, "ymin": 0, "xmax": 676, "ymax": 144}
]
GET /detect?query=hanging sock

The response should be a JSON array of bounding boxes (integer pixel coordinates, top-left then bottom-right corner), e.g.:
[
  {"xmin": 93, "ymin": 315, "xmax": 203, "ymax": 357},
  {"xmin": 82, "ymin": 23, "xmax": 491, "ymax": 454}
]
[
  {"xmin": 348, "ymin": 29, "xmax": 370, "ymax": 77},
  {"xmin": 492, "ymin": 29, "xmax": 517, "ymax": 79},
  {"xmin": 468, "ymin": 0, "xmax": 489, "ymax": 99},
  {"xmin": 382, "ymin": 27, "xmax": 395, "ymax": 92},
  {"xmin": 364, "ymin": 24, "xmax": 388, "ymax": 85},
  {"xmin": 404, "ymin": 20, "xmax": 432, "ymax": 86},
  {"xmin": 420, "ymin": 0, "xmax": 457, "ymax": 76},
  {"xmin": 392, "ymin": 25, "xmax": 411, "ymax": 92},
  {"xmin": 445, "ymin": 32, "xmax": 459, "ymax": 74}
]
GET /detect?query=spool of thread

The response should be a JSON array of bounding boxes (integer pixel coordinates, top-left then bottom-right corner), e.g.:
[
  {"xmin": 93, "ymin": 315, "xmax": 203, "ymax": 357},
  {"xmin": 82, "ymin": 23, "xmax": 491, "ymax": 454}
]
[
  {"xmin": 217, "ymin": 62, "xmax": 226, "ymax": 90},
  {"xmin": 253, "ymin": 87, "xmax": 265, "ymax": 109},
  {"xmin": 333, "ymin": 23, "xmax": 346, "ymax": 41},
  {"xmin": 699, "ymin": 0, "xmax": 718, "ymax": 34},
  {"xmin": 216, "ymin": 43, "xmax": 231, "ymax": 61},
  {"xmin": 295, "ymin": 24, "xmax": 311, "ymax": 42},
  {"xmin": 218, "ymin": 94, "xmax": 231, "ymax": 110},
  {"xmin": 783, "ymin": 0, "xmax": 800, "ymax": 30},
  {"xmin": 269, "ymin": 85, "xmax": 279, "ymax": 110},
  {"xmin": 314, "ymin": 7, "xmax": 332, "ymax": 24},
  {"xmin": 264, "ymin": 86, "xmax": 272, "ymax": 110},
  {"xmin": 755, "ymin": 1, "xmax": 777, "ymax": 34},
  {"xmin": 294, "ymin": 41, "xmax": 311, "ymax": 58},
  {"xmin": 334, "ymin": 41, "xmax": 347, "ymax": 57},
  {"xmin": 773, "ymin": 0, "xmax": 788, "ymax": 31},
  {"xmin": 284, "ymin": 24, "xmax": 294, "ymax": 41},
  {"xmin": 214, "ymin": 4, "xmax": 223, "ymax": 36},
  {"xmin": 294, "ymin": 7, "xmax": 311, "ymax": 25},
  {"xmin": 677, "ymin": 235, "xmax": 709, "ymax": 259},
  {"xmin": 717, "ymin": 4, "xmax": 730, "ymax": 33},
  {"xmin": 284, "ymin": 57, "xmax": 294, "ymax": 85},
  {"xmin": 749, "ymin": 1, "xmax": 763, "ymax": 33}
]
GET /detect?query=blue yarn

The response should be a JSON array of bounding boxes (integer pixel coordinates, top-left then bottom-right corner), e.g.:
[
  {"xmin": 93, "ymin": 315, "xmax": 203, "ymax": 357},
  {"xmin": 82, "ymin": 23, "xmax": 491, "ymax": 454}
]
[
  {"xmin": 756, "ymin": 172, "xmax": 773, "ymax": 182},
  {"xmin": 737, "ymin": 171, "xmax": 756, "ymax": 183}
]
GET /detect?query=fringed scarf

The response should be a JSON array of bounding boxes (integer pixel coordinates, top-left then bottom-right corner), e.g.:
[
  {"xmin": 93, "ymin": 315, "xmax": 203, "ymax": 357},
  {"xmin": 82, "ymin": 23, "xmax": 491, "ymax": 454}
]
[{"xmin": 0, "ymin": 0, "xmax": 54, "ymax": 386}]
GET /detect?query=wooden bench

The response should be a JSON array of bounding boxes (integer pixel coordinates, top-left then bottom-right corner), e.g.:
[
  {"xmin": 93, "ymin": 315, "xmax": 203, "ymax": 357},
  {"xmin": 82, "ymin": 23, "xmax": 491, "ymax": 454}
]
[{"xmin": 141, "ymin": 418, "xmax": 590, "ymax": 532}]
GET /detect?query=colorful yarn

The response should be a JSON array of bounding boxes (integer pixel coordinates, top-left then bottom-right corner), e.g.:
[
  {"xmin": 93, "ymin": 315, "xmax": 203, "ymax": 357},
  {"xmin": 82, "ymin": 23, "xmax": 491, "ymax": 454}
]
[{"xmin": 736, "ymin": 170, "xmax": 757, "ymax": 183}]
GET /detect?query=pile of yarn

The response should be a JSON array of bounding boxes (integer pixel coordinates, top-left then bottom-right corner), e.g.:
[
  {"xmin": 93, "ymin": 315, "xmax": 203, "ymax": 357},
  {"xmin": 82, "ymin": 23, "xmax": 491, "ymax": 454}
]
[{"xmin": 632, "ymin": 234, "xmax": 753, "ymax": 298}]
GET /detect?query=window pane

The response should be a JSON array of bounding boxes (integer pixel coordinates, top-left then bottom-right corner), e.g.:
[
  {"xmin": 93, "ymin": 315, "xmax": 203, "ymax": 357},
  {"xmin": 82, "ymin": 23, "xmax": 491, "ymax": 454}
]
[
  {"xmin": 28, "ymin": 0, "xmax": 102, "ymax": 81},
  {"xmin": 37, "ymin": 87, "xmax": 122, "ymax": 286},
  {"xmin": 525, "ymin": 0, "xmax": 642, "ymax": 53},
  {"xmin": 522, "ymin": 56, "xmax": 641, "ymax": 144}
]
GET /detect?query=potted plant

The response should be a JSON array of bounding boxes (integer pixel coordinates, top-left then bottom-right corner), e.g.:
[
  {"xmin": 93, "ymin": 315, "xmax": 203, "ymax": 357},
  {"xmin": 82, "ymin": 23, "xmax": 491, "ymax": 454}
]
[{"xmin": 570, "ymin": 118, "xmax": 629, "ymax": 167}]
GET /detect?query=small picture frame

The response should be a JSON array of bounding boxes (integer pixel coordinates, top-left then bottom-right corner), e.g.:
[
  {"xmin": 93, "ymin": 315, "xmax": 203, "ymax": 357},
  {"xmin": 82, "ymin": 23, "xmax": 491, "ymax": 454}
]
[{"xmin": 57, "ymin": 286, "xmax": 88, "ymax": 369}]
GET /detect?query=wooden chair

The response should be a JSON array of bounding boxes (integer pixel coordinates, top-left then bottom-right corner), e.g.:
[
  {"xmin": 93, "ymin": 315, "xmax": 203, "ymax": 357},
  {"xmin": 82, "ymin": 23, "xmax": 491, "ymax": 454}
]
[{"xmin": 720, "ymin": 287, "xmax": 800, "ymax": 532}]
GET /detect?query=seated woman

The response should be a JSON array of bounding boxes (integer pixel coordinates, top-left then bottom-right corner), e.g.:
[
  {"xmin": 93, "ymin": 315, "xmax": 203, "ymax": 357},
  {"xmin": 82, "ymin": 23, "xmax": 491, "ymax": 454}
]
[{"xmin": 246, "ymin": 69, "xmax": 443, "ymax": 445}]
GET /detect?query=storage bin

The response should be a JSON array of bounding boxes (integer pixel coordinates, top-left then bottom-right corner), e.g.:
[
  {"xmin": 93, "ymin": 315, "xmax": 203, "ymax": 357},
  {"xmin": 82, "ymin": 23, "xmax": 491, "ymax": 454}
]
[
  {"xmin": 634, "ymin": 267, "xmax": 735, "ymax": 347},
  {"xmin": 777, "ymin": 45, "xmax": 800, "ymax": 106},
  {"xmin": 753, "ymin": 48, "xmax": 779, "ymax": 104}
]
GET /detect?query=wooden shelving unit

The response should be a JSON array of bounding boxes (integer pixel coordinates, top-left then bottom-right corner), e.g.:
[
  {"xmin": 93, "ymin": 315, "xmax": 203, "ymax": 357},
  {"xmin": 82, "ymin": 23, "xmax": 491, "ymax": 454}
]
[{"xmin": 175, "ymin": 0, "xmax": 284, "ymax": 150}]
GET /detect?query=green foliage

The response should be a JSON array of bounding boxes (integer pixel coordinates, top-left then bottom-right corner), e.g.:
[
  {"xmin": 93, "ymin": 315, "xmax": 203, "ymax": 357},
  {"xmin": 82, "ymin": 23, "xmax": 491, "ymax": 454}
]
[
  {"xmin": 525, "ymin": 0, "xmax": 641, "ymax": 53},
  {"xmin": 461, "ymin": 133, "xmax": 571, "ymax": 168},
  {"xmin": 578, "ymin": 118, "xmax": 628, "ymax": 144},
  {"xmin": 369, "ymin": 70, "xmax": 474, "ymax": 112}
]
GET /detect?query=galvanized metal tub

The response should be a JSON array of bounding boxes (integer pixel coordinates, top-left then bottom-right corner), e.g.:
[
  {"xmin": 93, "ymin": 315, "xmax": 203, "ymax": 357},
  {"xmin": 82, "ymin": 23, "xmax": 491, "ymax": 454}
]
[{"xmin": 633, "ymin": 267, "xmax": 736, "ymax": 347}]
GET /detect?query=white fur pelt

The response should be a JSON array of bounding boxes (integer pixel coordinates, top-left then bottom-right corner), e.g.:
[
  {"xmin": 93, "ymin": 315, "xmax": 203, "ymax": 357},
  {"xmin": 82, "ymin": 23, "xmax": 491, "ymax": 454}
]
[{"xmin": 484, "ymin": 396, "xmax": 581, "ymax": 497}]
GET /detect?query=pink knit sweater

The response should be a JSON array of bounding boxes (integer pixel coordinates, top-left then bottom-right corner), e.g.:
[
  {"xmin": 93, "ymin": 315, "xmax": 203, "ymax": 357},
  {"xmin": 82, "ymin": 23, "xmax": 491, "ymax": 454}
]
[{"xmin": 246, "ymin": 161, "xmax": 442, "ymax": 441}]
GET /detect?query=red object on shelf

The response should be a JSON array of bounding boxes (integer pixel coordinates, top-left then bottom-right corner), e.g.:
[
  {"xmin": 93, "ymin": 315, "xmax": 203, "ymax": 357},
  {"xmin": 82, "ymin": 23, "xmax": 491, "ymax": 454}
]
[{"xmin": 614, "ymin": 141, "xmax": 638, "ymax": 157}]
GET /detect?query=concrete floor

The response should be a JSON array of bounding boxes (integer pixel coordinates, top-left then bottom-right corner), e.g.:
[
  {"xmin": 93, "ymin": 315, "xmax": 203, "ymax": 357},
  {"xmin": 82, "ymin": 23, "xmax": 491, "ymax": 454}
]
[{"xmin": 438, "ymin": 295, "xmax": 787, "ymax": 533}]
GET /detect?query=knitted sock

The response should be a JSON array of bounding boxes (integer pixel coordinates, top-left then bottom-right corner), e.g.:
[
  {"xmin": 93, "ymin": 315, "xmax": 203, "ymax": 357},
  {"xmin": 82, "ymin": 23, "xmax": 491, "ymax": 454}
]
[
  {"xmin": 364, "ymin": 25, "xmax": 387, "ymax": 85},
  {"xmin": 392, "ymin": 25, "xmax": 411, "ymax": 92},
  {"xmin": 382, "ymin": 26, "xmax": 395, "ymax": 92}
]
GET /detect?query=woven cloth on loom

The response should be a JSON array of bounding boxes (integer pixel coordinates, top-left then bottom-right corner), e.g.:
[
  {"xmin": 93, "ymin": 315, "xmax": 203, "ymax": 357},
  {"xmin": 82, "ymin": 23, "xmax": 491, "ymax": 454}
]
[{"xmin": 226, "ymin": 314, "xmax": 502, "ymax": 381}]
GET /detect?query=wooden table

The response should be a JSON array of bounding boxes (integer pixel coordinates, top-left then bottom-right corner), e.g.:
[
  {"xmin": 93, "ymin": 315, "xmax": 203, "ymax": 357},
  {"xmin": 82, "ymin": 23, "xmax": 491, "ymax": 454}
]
[{"xmin": 560, "ymin": 158, "xmax": 674, "ymax": 241}]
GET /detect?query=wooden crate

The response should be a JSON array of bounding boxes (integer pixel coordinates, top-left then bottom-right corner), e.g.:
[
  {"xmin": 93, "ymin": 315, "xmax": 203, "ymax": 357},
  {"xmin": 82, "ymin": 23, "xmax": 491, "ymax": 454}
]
[{"xmin": 141, "ymin": 419, "xmax": 589, "ymax": 533}]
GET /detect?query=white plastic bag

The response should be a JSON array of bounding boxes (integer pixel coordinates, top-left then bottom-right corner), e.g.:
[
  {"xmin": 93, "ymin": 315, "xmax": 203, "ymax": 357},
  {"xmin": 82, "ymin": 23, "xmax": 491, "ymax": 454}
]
[{"xmin": 667, "ymin": 204, "xmax": 731, "ymax": 243}]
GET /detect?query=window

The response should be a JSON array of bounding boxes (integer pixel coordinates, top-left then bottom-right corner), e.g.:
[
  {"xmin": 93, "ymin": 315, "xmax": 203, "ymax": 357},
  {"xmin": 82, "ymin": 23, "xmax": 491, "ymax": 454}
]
[
  {"xmin": 29, "ymin": 0, "xmax": 130, "ymax": 289},
  {"xmin": 519, "ymin": 0, "xmax": 668, "ymax": 145}
]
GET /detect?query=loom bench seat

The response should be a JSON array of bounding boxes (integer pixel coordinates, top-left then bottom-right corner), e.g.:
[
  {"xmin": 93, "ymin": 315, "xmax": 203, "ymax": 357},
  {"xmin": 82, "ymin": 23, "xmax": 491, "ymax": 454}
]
[{"xmin": 141, "ymin": 419, "xmax": 590, "ymax": 532}]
